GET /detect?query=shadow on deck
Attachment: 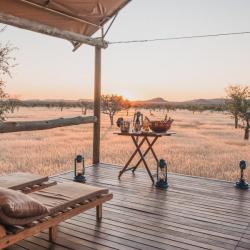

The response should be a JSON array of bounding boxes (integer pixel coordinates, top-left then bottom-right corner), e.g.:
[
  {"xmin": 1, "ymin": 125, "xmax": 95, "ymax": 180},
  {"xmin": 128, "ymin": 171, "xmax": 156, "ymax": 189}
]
[{"xmin": 9, "ymin": 163, "xmax": 250, "ymax": 250}]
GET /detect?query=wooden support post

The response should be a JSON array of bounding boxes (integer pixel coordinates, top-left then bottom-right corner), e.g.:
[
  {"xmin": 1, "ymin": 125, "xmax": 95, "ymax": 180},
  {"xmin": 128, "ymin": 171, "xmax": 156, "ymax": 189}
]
[
  {"xmin": 49, "ymin": 226, "xmax": 57, "ymax": 242},
  {"xmin": 93, "ymin": 46, "xmax": 101, "ymax": 165},
  {"xmin": 96, "ymin": 204, "xmax": 103, "ymax": 221}
]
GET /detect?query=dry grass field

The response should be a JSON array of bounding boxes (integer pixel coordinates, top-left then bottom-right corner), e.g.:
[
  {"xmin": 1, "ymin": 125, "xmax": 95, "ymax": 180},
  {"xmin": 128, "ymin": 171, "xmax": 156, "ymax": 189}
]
[{"xmin": 0, "ymin": 107, "xmax": 249, "ymax": 181}]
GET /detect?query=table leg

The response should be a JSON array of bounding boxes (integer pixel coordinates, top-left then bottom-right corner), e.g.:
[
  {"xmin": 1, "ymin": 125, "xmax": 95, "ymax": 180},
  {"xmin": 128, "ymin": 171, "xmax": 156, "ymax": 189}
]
[
  {"xmin": 146, "ymin": 137, "xmax": 160, "ymax": 180},
  {"xmin": 132, "ymin": 136, "xmax": 159, "ymax": 173},
  {"xmin": 146, "ymin": 137, "xmax": 159, "ymax": 163},
  {"xmin": 131, "ymin": 136, "xmax": 155, "ymax": 184},
  {"xmin": 118, "ymin": 136, "xmax": 146, "ymax": 179}
]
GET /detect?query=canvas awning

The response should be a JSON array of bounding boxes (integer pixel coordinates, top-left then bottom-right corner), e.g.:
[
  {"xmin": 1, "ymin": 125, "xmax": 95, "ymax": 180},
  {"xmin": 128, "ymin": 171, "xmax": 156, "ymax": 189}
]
[
  {"xmin": 0, "ymin": 0, "xmax": 131, "ymax": 164},
  {"xmin": 0, "ymin": 0, "xmax": 131, "ymax": 48}
]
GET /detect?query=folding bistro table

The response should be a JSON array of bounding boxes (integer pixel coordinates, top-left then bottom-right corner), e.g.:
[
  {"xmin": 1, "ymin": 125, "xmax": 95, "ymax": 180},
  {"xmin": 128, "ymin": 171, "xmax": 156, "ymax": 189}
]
[{"xmin": 115, "ymin": 131, "xmax": 176, "ymax": 184}]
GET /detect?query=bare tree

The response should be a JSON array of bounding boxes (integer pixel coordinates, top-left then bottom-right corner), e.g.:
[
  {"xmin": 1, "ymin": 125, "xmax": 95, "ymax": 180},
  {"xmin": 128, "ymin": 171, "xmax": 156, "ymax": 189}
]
[
  {"xmin": 0, "ymin": 27, "xmax": 17, "ymax": 121},
  {"xmin": 101, "ymin": 94, "xmax": 129, "ymax": 126},
  {"xmin": 8, "ymin": 98, "xmax": 21, "ymax": 113},
  {"xmin": 0, "ymin": 83, "xmax": 9, "ymax": 121}
]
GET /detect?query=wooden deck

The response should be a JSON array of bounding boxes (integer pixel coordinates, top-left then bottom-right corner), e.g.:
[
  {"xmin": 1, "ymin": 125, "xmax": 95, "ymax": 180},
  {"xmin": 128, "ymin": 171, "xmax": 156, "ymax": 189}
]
[{"xmin": 8, "ymin": 163, "xmax": 250, "ymax": 250}]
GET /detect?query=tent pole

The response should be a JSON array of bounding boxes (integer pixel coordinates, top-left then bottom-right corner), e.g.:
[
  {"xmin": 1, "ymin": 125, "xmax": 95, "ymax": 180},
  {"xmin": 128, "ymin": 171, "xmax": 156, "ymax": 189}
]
[{"xmin": 93, "ymin": 46, "xmax": 101, "ymax": 165}]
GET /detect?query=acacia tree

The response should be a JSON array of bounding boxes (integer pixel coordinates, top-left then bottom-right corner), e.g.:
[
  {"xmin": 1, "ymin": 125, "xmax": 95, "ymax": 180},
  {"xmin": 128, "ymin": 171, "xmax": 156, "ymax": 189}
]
[
  {"xmin": 189, "ymin": 105, "xmax": 199, "ymax": 114},
  {"xmin": 164, "ymin": 104, "xmax": 176, "ymax": 113},
  {"xmin": 78, "ymin": 100, "xmax": 92, "ymax": 115},
  {"xmin": 58, "ymin": 101, "xmax": 65, "ymax": 112},
  {"xmin": 225, "ymin": 85, "xmax": 249, "ymax": 128},
  {"xmin": 239, "ymin": 99, "xmax": 250, "ymax": 140},
  {"xmin": 0, "ymin": 27, "xmax": 16, "ymax": 121},
  {"xmin": 225, "ymin": 85, "xmax": 250, "ymax": 140},
  {"xmin": 101, "ymin": 94, "xmax": 130, "ymax": 125}
]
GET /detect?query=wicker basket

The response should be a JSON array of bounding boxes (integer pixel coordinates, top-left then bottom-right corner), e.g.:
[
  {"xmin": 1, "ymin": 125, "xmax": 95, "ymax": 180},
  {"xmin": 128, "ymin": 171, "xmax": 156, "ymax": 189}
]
[{"xmin": 149, "ymin": 121, "xmax": 172, "ymax": 133}]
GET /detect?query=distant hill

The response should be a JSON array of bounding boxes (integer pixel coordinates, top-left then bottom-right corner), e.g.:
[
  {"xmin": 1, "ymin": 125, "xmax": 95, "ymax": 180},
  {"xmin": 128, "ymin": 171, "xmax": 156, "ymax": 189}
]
[
  {"xmin": 132, "ymin": 97, "xmax": 225, "ymax": 106},
  {"xmin": 132, "ymin": 97, "xmax": 168, "ymax": 105},
  {"xmin": 177, "ymin": 98, "xmax": 225, "ymax": 105},
  {"xmin": 144, "ymin": 97, "xmax": 168, "ymax": 103}
]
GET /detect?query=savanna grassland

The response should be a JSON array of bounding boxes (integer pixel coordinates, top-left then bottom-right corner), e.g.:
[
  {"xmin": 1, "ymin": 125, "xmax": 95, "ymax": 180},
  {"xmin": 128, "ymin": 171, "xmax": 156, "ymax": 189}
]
[{"xmin": 0, "ymin": 107, "xmax": 249, "ymax": 181}]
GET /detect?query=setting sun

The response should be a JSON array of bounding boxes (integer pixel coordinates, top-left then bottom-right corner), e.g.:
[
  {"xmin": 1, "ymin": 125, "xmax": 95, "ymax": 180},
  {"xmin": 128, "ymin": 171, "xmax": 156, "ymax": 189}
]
[{"xmin": 118, "ymin": 90, "xmax": 137, "ymax": 100}]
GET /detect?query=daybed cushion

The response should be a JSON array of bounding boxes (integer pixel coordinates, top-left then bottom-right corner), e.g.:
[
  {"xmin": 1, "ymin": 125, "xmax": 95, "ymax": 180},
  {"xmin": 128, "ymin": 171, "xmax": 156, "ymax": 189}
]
[
  {"xmin": 30, "ymin": 182, "xmax": 109, "ymax": 215},
  {"xmin": 0, "ymin": 210, "xmax": 48, "ymax": 226},
  {"xmin": 0, "ymin": 172, "xmax": 48, "ymax": 190},
  {"xmin": 0, "ymin": 187, "xmax": 49, "ymax": 225},
  {"xmin": 0, "ymin": 225, "xmax": 6, "ymax": 238}
]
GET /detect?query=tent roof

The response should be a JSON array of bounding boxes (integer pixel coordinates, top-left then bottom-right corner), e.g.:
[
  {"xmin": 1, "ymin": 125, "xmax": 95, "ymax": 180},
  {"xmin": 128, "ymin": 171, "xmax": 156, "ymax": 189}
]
[{"xmin": 0, "ymin": 0, "xmax": 131, "ymax": 48}]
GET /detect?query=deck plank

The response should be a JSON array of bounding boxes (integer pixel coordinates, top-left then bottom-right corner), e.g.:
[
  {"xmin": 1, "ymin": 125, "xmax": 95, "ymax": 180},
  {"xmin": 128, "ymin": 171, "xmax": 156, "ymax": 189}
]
[{"xmin": 8, "ymin": 163, "xmax": 250, "ymax": 250}]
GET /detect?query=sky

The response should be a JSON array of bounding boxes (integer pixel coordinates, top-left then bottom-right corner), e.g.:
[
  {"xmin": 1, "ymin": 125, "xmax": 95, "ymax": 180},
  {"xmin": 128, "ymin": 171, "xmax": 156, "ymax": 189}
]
[{"xmin": 1, "ymin": 0, "xmax": 250, "ymax": 101}]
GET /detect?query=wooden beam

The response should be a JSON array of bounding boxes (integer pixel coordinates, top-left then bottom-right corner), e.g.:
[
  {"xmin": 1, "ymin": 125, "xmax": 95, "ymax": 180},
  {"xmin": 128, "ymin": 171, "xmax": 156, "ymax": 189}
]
[
  {"xmin": 93, "ymin": 46, "xmax": 102, "ymax": 165},
  {"xmin": 0, "ymin": 12, "xmax": 108, "ymax": 49},
  {"xmin": 0, "ymin": 116, "xmax": 97, "ymax": 133}
]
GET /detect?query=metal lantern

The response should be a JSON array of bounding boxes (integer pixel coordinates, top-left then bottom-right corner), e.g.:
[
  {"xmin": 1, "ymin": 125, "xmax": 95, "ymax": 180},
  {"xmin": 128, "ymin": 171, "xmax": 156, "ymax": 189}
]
[
  {"xmin": 155, "ymin": 159, "xmax": 169, "ymax": 190},
  {"xmin": 74, "ymin": 154, "xmax": 86, "ymax": 183},
  {"xmin": 235, "ymin": 160, "xmax": 248, "ymax": 189},
  {"xmin": 133, "ymin": 111, "xmax": 143, "ymax": 132},
  {"xmin": 116, "ymin": 117, "xmax": 124, "ymax": 128}
]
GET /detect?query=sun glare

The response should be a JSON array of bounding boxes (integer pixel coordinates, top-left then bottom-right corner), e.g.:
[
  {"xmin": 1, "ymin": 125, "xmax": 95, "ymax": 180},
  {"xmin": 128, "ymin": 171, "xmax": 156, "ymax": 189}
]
[{"xmin": 119, "ymin": 90, "xmax": 137, "ymax": 101}]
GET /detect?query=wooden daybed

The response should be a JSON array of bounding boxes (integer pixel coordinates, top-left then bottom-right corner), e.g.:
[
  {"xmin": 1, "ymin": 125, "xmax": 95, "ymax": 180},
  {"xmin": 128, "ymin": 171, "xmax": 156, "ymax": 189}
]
[{"xmin": 0, "ymin": 173, "xmax": 113, "ymax": 249}]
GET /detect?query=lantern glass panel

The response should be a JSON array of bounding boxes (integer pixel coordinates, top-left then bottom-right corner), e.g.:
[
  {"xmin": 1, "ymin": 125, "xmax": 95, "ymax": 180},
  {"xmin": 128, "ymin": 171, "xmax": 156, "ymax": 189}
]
[{"xmin": 159, "ymin": 168, "xmax": 165, "ymax": 180}]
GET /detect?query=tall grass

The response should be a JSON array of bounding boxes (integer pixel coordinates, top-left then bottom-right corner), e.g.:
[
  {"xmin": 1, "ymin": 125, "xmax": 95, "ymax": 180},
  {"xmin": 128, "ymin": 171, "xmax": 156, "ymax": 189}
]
[{"xmin": 0, "ymin": 107, "xmax": 249, "ymax": 181}]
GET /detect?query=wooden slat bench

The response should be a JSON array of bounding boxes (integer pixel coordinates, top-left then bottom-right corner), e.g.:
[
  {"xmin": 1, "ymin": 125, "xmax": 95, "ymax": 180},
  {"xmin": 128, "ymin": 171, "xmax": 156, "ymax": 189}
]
[{"xmin": 0, "ymin": 180, "xmax": 113, "ymax": 249}]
